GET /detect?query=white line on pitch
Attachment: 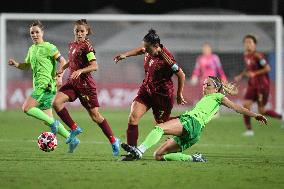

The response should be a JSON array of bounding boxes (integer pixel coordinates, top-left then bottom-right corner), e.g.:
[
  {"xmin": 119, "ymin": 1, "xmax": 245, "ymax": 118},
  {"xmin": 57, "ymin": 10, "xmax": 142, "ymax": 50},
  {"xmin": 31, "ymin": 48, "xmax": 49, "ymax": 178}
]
[{"xmin": 0, "ymin": 139, "xmax": 283, "ymax": 149}]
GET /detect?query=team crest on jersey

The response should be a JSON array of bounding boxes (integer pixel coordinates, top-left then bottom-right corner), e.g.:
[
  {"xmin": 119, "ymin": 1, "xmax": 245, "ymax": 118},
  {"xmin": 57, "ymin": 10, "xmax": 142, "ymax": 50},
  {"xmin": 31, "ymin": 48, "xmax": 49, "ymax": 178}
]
[
  {"xmin": 149, "ymin": 59, "xmax": 154, "ymax": 66},
  {"xmin": 246, "ymin": 59, "xmax": 251, "ymax": 65}
]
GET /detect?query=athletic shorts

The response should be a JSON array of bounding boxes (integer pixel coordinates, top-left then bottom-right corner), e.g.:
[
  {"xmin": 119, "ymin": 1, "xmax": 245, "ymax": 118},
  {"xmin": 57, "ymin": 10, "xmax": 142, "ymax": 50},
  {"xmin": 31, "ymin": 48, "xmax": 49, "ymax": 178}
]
[
  {"xmin": 134, "ymin": 86, "xmax": 174, "ymax": 124},
  {"xmin": 244, "ymin": 86, "xmax": 269, "ymax": 106},
  {"xmin": 59, "ymin": 80, "xmax": 99, "ymax": 109},
  {"xmin": 173, "ymin": 114, "xmax": 203, "ymax": 151},
  {"xmin": 31, "ymin": 88, "xmax": 56, "ymax": 110}
]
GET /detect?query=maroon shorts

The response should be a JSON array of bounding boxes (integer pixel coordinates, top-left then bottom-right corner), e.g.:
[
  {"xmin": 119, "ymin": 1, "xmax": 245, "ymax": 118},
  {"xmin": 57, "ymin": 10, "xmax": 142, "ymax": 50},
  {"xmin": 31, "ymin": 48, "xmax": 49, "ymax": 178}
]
[
  {"xmin": 244, "ymin": 86, "xmax": 269, "ymax": 106},
  {"xmin": 59, "ymin": 80, "xmax": 99, "ymax": 109},
  {"xmin": 134, "ymin": 87, "xmax": 174, "ymax": 124}
]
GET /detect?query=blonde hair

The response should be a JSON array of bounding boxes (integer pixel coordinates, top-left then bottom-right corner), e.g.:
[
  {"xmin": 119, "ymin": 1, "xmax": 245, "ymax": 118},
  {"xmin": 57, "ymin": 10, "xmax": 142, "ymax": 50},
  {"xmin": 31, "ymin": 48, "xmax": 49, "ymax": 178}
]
[{"xmin": 208, "ymin": 76, "xmax": 238, "ymax": 96}]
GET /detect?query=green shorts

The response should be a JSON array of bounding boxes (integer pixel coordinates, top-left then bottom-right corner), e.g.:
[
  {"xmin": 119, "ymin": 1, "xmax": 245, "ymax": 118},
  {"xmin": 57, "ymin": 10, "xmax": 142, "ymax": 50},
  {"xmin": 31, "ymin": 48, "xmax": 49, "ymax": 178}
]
[
  {"xmin": 173, "ymin": 114, "xmax": 203, "ymax": 151},
  {"xmin": 31, "ymin": 88, "xmax": 56, "ymax": 110}
]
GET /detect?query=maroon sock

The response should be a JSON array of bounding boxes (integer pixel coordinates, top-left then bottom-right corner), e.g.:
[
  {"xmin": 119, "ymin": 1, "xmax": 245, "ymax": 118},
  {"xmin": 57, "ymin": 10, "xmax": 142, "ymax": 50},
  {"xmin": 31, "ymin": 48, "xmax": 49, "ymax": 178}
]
[
  {"xmin": 56, "ymin": 107, "xmax": 77, "ymax": 130},
  {"xmin": 127, "ymin": 124, "xmax": 138, "ymax": 147},
  {"xmin": 243, "ymin": 115, "xmax": 252, "ymax": 130},
  {"xmin": 98, "ymin": 119, "xmax": 115, "ymax": 144},
  {"xmin": 265, "ymin": 110, "xmax": 282, "ymax": 119}
]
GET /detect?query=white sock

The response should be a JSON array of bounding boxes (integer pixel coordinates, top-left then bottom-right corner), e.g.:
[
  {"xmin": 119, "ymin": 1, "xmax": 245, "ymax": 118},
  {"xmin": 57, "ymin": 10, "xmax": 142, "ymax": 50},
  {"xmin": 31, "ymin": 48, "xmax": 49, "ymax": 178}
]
[{"xmin": 137, "ymin": 144, "xmax": 147, "ymax": 154}]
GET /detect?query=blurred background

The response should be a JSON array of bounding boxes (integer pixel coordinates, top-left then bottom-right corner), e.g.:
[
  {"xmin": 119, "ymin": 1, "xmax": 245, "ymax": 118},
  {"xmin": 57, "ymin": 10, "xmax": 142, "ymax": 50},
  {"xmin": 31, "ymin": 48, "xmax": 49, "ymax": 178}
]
[{"xmin": 1, "ymin": 0, "xmax": 283, "ymax": 111}]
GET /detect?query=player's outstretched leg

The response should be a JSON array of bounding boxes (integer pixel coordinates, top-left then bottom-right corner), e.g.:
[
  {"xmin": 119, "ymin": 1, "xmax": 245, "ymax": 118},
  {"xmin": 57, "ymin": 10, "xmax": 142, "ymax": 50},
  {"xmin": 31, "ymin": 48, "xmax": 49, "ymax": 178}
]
[{"xmin": 87, "ymin": 107, "xmax": 120, "ymax": 156}]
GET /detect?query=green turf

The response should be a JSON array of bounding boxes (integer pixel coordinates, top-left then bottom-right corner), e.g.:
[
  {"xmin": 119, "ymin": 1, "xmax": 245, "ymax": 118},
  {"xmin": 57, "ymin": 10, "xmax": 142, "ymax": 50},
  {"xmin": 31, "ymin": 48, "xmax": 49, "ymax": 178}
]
[{"xmin": 0, "ymin": 109, "xmax": 284, "ymax": 189}]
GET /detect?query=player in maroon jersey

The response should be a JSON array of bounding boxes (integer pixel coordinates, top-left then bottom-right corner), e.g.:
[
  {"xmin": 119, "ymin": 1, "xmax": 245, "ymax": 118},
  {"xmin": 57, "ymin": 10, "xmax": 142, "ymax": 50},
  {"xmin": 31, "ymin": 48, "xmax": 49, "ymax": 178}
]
[
  {"xmin": 52, "ymin": 19, "xmax": 120, "ymax": 156},
  {"xmin": 235, "ymin": 34, "xmax": 282, "ymax": 136},
  {"xmin": 114, "ymin": 29, "xmax": 186, "ymax": 160}
]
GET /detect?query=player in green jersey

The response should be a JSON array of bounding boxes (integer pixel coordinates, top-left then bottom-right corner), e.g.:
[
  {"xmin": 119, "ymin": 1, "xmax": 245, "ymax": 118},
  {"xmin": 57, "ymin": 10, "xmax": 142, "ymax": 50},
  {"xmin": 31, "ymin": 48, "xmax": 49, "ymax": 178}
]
[
  {"xmin": 8, "ymin": 21, "xmax": 79, "ymax": 153},
  {"xmin": 121, "ymin": 76, "xmax": 268, "ymax": 161}
]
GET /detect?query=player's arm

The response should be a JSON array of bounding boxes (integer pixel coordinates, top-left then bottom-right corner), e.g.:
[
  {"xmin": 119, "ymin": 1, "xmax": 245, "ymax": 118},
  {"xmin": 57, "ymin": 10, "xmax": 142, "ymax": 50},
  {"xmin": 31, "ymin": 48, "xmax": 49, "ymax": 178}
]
[
  {"xmin": 70, "ymin": 50, "xmax": 97, "ymax": 80},
  {"xmin": 175, "ymin": 68, "xmax": 187, "ymax": 105},
  {"xmin": 8, "ymin": 59, "xmax": 30, "ymax": 70},
  {"xmin": 158, "ymin": 48, "xmax": 187, "ymax": 105},
  {"xmin": 55, "ymin": 55, "xmax": 67, "ymax": 88},
  {"xmin": 248, "ymin": 53, "xmax": 271, "ymax": 77},
  {"xmin": 190, "ymin": 60, "xmax": 201, "ymax": 85},
  {"xmin": 234, "ymin": 68, "xmax": 247, "ymax": 82},
  {"xmin": 221, "ymin": 96, "xmax": 267, "ymax": 125},
  {"xmin": 114, "ymin": 46, "xmax": 145, "ymax": 63}
]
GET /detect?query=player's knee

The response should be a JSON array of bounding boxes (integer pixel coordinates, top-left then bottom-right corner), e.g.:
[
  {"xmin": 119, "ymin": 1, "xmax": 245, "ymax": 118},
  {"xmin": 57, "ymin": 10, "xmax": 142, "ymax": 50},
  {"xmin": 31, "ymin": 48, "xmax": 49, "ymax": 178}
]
[
  {"xmin": 52, "ymin": 99, "xmax": 61, "ymax": 109},
  {"xmin": 90, "ymin": 111, "xmax": 102, "ymax": 123},
  {"xmin": 128, "ymin": 113, "xmax": 139, "ymax": 124},
  {"xmin": 22, "ymin": 105, "xmax": 29, "ymax": 113}
]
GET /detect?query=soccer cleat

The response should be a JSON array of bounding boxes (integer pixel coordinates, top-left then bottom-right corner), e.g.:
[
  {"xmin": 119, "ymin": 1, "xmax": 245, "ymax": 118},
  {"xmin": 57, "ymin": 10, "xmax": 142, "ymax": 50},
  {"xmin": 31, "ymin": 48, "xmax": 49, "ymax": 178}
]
[
  {"xmin": 68, "ymin": 137, "xmax": 80, "ymax": 153},
  {"xmin": 242, "ymin": 130, "xmax": 254, "ymax": 137},
  {"xmin": 66, "ymin": 126, "xmax": 82, "ymax": 144},
  {"xmin": 111, "ymin": 138, "xmax": 121, "ymax": 156},
  {"xmin": 121, "ymin": 154, "xmax": 137, "ymax": 161},
  {"xmin": 121, "ymin": 143, "xmax": 142, "ymax": 160},
  {"xmin": 191, "ymin": 153, "xmax": 206, "ymax": 162},
  {"xmin": 50, "ymin": 120, "xmax": 59, "ymax": 134}
]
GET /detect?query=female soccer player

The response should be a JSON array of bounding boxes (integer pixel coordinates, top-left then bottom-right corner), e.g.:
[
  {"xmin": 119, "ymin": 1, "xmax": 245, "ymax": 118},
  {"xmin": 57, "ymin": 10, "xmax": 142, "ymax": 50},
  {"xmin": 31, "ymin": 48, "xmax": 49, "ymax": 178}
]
[
  {"xmin": 235, "ymin": 34, "xmax": 282, "ymax": 136},
  {"xmin": 190, "ymin": 43, "xmax": 227, "ymax": 85},
  {"xmin": 114, "ymin": 29, "xmax": 186, "ymax": 158},
  {"xmin": 8, "ymin": 21, "xmax": 79, "ymax": 153},
  {"xmin": 52, "ymin": 19, "xmax": 120, "ymax": 156},
  {"xmin": 121, "ymin": 76, "xmax": 267, "ymax": 161}
]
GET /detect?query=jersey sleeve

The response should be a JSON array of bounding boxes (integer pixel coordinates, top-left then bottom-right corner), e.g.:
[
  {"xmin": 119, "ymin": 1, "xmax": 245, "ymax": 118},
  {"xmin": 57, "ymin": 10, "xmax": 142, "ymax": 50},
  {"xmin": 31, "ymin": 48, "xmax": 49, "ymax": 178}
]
[
  {"xmin": 48, "ymin": 43, "xmax": 61, "ymax": 60},
  {"xmin": 84, "ymin": 40, "xmax": 96, "ymax": 62},
  {"xmin": 215, "ymin": 93, "xmax": 225, "ymax": 104},
  {"xmin": 255, "ymin": 52, "xmax": 268, "ymax": 67}
]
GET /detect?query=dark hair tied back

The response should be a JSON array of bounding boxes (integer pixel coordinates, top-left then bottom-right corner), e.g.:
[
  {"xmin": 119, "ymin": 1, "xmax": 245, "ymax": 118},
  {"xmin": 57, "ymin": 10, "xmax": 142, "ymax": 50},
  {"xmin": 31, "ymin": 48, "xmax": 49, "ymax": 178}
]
[{"xmin": 143, "ymin": 28, "xmax": 160, "ymax": 45}]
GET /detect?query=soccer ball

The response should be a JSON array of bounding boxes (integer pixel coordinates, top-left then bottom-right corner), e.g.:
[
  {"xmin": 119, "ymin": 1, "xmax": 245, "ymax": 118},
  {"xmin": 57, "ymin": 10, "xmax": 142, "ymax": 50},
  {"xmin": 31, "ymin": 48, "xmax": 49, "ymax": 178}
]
[{"xmin": 37, "ymin": 132, "xmax": 57, "ymax": 152}]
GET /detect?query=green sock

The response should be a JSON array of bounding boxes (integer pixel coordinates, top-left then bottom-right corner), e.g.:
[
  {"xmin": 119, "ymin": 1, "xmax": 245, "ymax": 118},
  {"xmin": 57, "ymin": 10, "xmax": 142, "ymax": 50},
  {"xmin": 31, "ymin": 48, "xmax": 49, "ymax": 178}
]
[
  {"xmin": 57, "ymin": 123, "xmax": 70, "ymax": 138},
  {"xmin": 140, "ymin": 126, "xmax": 164, "ymax": 151},
  {"xmin": 26, "ymin": 107, "xmax": 54, "ymax": 125},
  {"xmin": 163, "ymin": 153, "xmax": 193, "ymax": 161}
]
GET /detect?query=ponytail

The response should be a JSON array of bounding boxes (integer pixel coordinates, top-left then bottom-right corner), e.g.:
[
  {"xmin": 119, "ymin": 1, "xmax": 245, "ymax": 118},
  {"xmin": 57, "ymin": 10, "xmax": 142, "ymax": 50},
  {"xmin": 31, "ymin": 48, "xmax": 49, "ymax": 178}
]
[{"xmin": 209, "ymin": 76, "xmax": 238, "ymax": 96}]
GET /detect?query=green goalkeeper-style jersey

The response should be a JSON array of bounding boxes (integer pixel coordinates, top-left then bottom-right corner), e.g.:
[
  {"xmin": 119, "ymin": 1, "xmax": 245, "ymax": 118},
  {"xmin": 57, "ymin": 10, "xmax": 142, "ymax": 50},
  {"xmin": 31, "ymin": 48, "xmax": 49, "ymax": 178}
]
[
  {"xmin": 25, "ymin": 42, "xmax": 60, "ymax": 92},
  {"xmin": 186, "ymin": 92, "xmax": 225, "ymax": 127}
]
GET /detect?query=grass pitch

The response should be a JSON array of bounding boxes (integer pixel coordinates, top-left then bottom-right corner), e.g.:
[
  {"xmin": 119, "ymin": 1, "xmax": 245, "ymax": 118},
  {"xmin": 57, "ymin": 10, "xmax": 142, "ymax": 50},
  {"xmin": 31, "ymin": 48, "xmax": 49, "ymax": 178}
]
[{"xmin": 0, "ymin": 109, "xmax": 283, "ymax": 189}]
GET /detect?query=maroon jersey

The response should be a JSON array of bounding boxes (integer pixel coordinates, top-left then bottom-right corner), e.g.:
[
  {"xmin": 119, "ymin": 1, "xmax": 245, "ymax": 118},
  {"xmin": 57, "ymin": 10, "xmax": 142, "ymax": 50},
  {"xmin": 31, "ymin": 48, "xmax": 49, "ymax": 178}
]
[
  {"xmin": 68, "ymin": 39, "xmax": 96, "ymax": 84},
  {"xmin": 142, "ymin": 45, "xmax": 176, "ymax": 96},
  {"xmin": 244, "ymin": 52, "xmax": 270, "ymax": 89}
]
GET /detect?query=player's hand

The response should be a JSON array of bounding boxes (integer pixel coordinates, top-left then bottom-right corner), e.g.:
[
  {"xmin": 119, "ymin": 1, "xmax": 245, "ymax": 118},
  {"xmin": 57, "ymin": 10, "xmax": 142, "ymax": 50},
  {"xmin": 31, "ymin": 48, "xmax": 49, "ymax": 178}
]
[
  {"xmin": 71, "ymin": 69, "xmax": 82, "ymax": 79},
  {"xmin": 177, "ymin": 93, "xmax": 187, "ymax": 105},
  {"xmin": 234, "ymin": 75, "xmax": 242, "ymax": 82},
  {"xmin": 247, "ymin": 71, "xmax": 256, "ymax": 78},
  {"xmin": 255, "ymin": 114, "xmax": 267, "ymax": 125},
  {"xmin": 114, "ymin": 54, "xmax": 126, "ymax": 63},
  {"xmin": 8, "ymin": 59, "xmax": 19, "ymax": 68}
]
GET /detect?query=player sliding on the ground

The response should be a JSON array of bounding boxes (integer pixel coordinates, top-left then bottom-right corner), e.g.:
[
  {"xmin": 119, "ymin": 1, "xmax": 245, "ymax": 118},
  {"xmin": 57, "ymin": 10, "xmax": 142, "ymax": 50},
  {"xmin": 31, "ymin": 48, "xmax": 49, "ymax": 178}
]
[
  {"xmin": 8, "ymin": 21, "xmax": 78, "ymax": 153},
  {"xmin": 114, "ymin": 29, "xmax": 186, "ymax": 160},
  {"xmin": 52, "ymin": 19, "xmax": 120, "ymax": 156},
  {"xmin": 235, "ymin": 34, "xmax": 283, "ymax": 136},
  {"xmin": 121, "ymin": 76, "xmax": 267, "ymax": 162}
]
